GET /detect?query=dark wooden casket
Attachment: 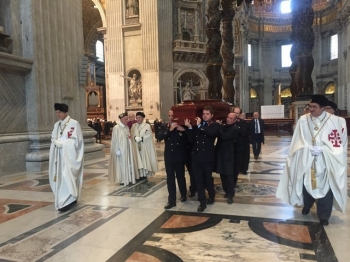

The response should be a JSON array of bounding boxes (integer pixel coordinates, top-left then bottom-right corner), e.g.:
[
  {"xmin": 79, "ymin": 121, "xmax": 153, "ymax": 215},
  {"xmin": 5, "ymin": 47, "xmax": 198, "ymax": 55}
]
[{"xmin": 171, "ymin": 100, "xmax": 230, "ymax": 126}]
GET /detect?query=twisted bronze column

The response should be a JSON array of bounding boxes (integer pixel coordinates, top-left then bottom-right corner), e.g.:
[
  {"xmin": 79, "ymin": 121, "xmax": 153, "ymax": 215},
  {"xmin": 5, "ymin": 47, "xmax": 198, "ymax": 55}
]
[
  {"xmin": 290, "ymin": 0, "xmax": 315, "ymax": 98},
  {"xmin": 205, "ymin": 0, "xmax": 223, "ymax": 99},
  {"xmin": 221, "ymin": 0, "xmax": 236, "ymax": 103}
]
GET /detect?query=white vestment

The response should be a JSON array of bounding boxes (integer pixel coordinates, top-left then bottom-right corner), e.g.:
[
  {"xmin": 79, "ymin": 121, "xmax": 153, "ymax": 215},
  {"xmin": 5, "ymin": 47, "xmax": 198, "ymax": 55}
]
[
  {"xmin": 108, "ymin": 123, "xmax": 136, "ymax": 185},
  {"xmin": 276, "ymin": 112, "xmax": 348, "ymax": 212},
  {"xmin": 49, "ymin": 116, "xmax": 84, "ymax": 210},
  {"xmin": 130, "ymin": 122, "xmax": 158, "ymax": 178}
]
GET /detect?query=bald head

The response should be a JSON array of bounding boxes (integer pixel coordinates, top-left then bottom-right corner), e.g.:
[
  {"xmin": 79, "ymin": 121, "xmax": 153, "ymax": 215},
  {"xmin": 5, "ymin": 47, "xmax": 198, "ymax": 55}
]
[{"xmin": 226, "ymin": 112, "xmax": 237, "ymax": 125}]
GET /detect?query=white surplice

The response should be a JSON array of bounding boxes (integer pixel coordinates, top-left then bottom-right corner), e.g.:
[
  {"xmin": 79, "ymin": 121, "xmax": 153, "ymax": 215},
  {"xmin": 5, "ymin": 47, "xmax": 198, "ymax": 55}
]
[
  {"xmin": 130, "ymin": 122, "xmax": 158, "ymax": 178},
  {"xmin": 276, "ymin": 112, "xmax": 348, "ymax": 212},
  {"xmin": 49, "ymin": 116, "xmax": 84, "ymax": 210},
  {"xmin": 108, "ymin": 123, "xmax": 135, "ymax": 185}
]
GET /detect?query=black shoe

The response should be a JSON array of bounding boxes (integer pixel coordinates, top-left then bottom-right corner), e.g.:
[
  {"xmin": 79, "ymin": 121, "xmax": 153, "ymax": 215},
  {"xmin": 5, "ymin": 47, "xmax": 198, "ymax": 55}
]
[
  {"xmin": 302, "ymin": 207, "xmax": 310, "ymax": 215},
  {"xmin": 227, "ymin": 197, "xmax": 233, "ymax": 204},
  {"xmin": 189, "ymin": 191, "xmax": 196, "ymax": 198},
  {"xmin": 197, "ymin": 204, "xmax": 206, "ymax": 212},
  {"xmin": 180, "ymin": 197, "xmax": 187, "ymax": 202},
  {"xmin": 242, "ymin": 171, "xmax": 247, "ymax": 175},
  {"xmin": 207, "ymin": 198, "xmax": 214, "ymax": 205},
  {"xmin": 224, "ymin": 193, "xmax": 228, "ymax": 198},
  {"xmin": 320, "ymin": 219, "xmax": 329, "ymax": 226},
  {"xmin": 164, "ymin": 203, "xmax": 176, "ymax": 209},
  {"xmin": 58, "ymin": 200, "xmax": 77, "ymax": 212}
]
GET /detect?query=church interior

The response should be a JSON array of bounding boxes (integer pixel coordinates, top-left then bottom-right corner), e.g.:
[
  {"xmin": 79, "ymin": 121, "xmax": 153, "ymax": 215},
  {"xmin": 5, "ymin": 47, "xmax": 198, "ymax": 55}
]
[{"xmin": 0, "ymin": 0, "xmax": 350, "ymax": 261}]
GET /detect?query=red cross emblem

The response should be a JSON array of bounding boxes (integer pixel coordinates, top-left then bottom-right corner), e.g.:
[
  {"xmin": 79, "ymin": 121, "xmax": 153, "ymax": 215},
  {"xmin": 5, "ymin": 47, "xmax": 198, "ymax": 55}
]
[{"xmin": 328, "ymin": 129, "xmax": 342, "ymax": 147}]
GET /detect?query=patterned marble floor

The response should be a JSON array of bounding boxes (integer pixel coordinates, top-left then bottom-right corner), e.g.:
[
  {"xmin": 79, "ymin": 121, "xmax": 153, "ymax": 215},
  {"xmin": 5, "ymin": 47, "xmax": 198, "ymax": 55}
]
[{"xmin": 0, "ymin": 136, "xmax": 349, "ymax": 262}]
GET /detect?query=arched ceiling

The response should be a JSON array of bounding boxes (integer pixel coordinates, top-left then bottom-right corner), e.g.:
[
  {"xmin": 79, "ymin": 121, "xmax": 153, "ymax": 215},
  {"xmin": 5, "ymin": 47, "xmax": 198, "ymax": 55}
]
[
  {"xmin": 82, "ymin": 0, "xmax": 103, "ymax": 42},
  {"xmin": 250, "ymin": 0, "xmax": 336, "ymax": 19}
]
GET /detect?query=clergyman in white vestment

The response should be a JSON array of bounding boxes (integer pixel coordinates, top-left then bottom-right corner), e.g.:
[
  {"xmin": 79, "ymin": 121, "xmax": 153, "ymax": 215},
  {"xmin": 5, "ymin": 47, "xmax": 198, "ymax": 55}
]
[
  {"xmin": 108, "ymin": 112, "xmax": 136, "ymax": 185},
  {"xmin": 49, "ymin": 103, "xmax": 84, "ymax": 212},
  {"xmin": 130, "ymin": 112, "xmax": 158, "ymax": 179},
  {"xmin": 276, "ymin": 95, "xmax": 347, "ymax": 226}
]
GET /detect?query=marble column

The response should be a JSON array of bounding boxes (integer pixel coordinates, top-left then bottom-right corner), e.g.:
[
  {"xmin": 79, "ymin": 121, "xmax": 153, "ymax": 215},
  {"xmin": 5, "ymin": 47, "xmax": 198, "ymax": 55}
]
[
  {"xmin": 157, "ymin": 0, "xmax": 174, "ymax": 120},
  {"xmin": 176, "ymin": 5, "xmax": 182, "ymax": 40},
  {"xmin": 0, "ymin": 0, "xmax": 104, "ymax": 174},
  {"xmin": 105, "ymin": 0, "xmax": 125, "ymax": 121},
  {"xmin": 137, "ymin": 0, "xmax": 160, "ymax": 119}
]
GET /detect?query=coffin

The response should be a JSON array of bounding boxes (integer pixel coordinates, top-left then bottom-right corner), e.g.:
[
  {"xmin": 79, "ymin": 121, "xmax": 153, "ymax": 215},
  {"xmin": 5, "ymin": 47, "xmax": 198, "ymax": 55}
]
[{"xmin": 171, "ymin": 100, "xmax": 230, "ymax": 126}]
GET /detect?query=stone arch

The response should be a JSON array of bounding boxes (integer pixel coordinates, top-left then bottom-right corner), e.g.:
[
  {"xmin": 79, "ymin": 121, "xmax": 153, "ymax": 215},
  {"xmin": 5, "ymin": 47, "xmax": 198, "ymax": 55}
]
[
  {"xmin": 324, "ymin": 81, "xmax": 335, "ymax": 101},
  {"xmin": 91, "ymin": 0, "xmax": 106, "ymax": 27},
  {"xmin": 173, "ymin": 69, "xmax": 208, "ymax": 88}
]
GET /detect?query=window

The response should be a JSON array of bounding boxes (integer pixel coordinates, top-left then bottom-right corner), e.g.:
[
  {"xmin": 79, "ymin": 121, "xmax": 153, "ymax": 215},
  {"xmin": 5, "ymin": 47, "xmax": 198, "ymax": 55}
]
[
  {"xmin": 280, "ymin": 0, "xmax": 291, "ymax": 14},
  {"xmin": 248, "ymin": 44, "xmax": 251, "ymax": 67},
  {"xmin": 96, "ymin": 40, "xmax": 104, "ymax": 62},
  {"xmin": 281, "ymin": 44, "xmax": 292, "ymax": 67},
  {"xmin": 330, "ymin": 34, "xmax": 338, "ymax": 60}
]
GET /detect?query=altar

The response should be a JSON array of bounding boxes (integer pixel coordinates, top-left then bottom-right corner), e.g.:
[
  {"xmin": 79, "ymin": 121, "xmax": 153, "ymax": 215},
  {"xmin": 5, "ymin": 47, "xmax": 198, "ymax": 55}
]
[{"xmin": 263, "ymin": 118, "xmax": 294, "ymax": 136}]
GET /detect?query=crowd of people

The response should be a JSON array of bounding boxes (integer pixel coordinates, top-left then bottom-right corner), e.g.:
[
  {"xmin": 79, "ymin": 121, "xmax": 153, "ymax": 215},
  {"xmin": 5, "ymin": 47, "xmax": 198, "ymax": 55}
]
[{"xmin": 49, "ymin": 95, "xmax": 347, "ymax": 226}]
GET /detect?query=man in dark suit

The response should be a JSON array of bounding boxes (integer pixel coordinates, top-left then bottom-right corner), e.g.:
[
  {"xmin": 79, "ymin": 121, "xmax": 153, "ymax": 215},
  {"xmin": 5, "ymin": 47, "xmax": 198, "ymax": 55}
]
[
  {"xmin": 184, "ymin": 106, "xmax": 220, "ymax": 212},
  {"xmin": 232, "ymin": 107, "xmax": 250, "ymax": 184},
  {"xmin": 215, "ymin": 113, "xmax": 240, "ymax": 204},
  {"xmin": 249, "ymin": 111, "xmax": 265, "ymax": 160},
  {"xmin": 157, "ymin": 110, "xmax": 188, "ymax": 209},
  {"xmin": 239, "ymin": 112, "xmax": 251, "ymax": 174}
]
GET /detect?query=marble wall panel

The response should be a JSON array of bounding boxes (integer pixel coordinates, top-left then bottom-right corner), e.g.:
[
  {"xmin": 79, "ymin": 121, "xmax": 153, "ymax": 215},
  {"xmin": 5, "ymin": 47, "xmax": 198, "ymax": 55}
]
[
  {"xmin": 124, "ymin": 34, "xmax": 142, "ymax": 71},
  {"xmin": 0, "ymin": 69, "xmax": 27, "ymax": 134}
]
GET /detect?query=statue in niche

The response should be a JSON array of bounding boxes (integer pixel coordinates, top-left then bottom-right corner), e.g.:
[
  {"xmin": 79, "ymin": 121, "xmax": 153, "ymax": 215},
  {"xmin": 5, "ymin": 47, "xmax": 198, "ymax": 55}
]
[
  {"xmin": 182, "ymin": 82, "xmax": 196, "ymax": 101},
  {"xmin": 121, "ymin": 73, "xmax": 142, "ymax": 106},
  {"xmin": 126, "ymin": 0, "xmax": 139, "ymax": 17}
]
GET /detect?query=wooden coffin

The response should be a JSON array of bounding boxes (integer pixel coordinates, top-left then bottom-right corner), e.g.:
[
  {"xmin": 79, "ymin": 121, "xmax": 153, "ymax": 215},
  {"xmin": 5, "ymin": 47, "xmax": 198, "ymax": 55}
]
[{"xmin": 171, "ymin": 100, "xmax": 230, "ymax": 126}]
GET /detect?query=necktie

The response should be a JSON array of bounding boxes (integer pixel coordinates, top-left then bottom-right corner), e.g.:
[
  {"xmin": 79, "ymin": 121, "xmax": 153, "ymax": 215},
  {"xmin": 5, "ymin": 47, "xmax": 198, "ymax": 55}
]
[
  {"xmin": 255, "ymin": 119, "xmax": 258, "ymax": 133},
  {"xmin": 203, "ymin": 122, "xmax": 207, "ymax": 127}
]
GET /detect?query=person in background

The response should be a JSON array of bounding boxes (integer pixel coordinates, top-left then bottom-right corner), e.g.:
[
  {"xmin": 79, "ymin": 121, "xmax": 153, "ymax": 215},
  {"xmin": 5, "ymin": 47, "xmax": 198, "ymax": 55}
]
[
  {"xmin": 127, "ymin": 112, "xmax": 136, "ymax": 130},
  {"xmin": 239, "ymin": 112, "xmax": 251, "ymax": 175},
  {"xmin": 94, "ymin": 119, "xmax": 102, "ymax": 143},
  {"xmin": 49, "ymin": 103, "xmax": 84, "ymax": 212},
  {"xmin": 249, "ymin": 112, "xmax": 265, "ymax": 160}
]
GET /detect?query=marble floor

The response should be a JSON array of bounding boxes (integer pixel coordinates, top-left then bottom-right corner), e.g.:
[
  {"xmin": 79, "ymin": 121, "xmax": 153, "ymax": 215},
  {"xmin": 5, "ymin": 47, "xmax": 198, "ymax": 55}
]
[{"xmin": 0, "ymin": 136, "xmax": 349, "ymax": 262}]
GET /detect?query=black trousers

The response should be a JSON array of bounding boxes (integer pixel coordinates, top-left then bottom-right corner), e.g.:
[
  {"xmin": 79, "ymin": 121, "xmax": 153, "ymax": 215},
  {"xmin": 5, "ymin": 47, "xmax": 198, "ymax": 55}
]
[
  {"xmin": 95, "ymin": 131, "xmax": 102, "ymax": 143},
  {"xmin": 220, "ymin": 174, "xmax": 235, "ymax": 197},
  {"xmin": 233, "ymin": 152, "xmax": 243, "ymax": 185},
  {"xmin": 252, "ymin": 134, "xmax": 262, "ymax": 157},
  {"xmin": 165, "ymin": 161, "xmax": 187, "ymax": 204},
  {"xmin": 186, "ymin": 159, "xmax": 196, "ymax": 194},
  {"xmin": 241, "ymin": 141, "xmax": 250, "ymax": 172},
  {"xmin": 192, "ymin": 161, "xmax": 215, "ymax": 206},
  {"xmin": 303, "ymin": 185, "xmax": 333, "ymax": 220}
]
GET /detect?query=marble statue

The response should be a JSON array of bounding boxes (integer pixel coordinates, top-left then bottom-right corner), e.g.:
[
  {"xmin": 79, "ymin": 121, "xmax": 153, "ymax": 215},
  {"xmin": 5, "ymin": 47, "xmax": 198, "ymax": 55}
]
[
  {"xmin": 121, "ymin": 74, "xmax": 142, "ymax": 102},
  {"xmin": 182, "ymin": 82, "xmax": 196, "ymax": 101},
  {"xmin": 126, "ymin": 0, "xmax": 139, "ymax": 17}
]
